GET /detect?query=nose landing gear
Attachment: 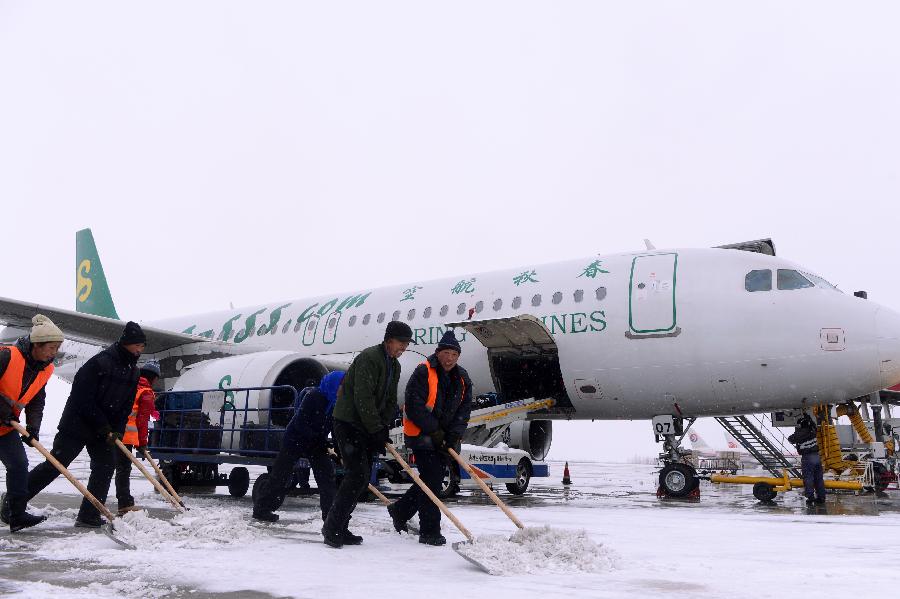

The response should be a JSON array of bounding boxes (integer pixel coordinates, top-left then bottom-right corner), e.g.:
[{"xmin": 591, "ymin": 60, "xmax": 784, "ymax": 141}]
[{"xmin": 653, "ymin": 415, "xmax": 701, "ymax": 499}]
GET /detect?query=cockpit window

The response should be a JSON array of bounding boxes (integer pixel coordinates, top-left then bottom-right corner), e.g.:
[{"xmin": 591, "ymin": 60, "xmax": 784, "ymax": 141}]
[
  {"xmin": 803, "ymin": 272, "xmax": 841, "ymax": 292},
  {"xmin": 745, "ymin": 269, "xmax": 772, "ymax": 292},
  {"xmin": 777, "ymin": 269, "xmax": 814, "ymax": 290}
]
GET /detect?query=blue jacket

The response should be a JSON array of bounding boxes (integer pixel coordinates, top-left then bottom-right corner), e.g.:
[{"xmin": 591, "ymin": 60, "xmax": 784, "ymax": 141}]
[{"xmin": 284, "ymin": 371, "xmax": 344, "ymax": 455}]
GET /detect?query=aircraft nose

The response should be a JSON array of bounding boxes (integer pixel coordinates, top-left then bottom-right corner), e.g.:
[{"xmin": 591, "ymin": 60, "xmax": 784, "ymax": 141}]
[{"xmin": 876, "ymin": 306, "xmax": 900, "ymax": 388}]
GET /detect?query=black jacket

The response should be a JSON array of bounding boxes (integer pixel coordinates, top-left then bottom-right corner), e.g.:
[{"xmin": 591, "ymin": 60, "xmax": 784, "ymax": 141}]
[
  {"xmin": 788, "ymin": 420, "xmax": 819, "ymax": 455},
  {"xmin": 404, "ymin": 355, "xmax": 473, "ymax": 449},
  {"xmin": 58, "ymin": 343, "xmax": 139, "ymax": 440},
  {"xmin": 333, "ymin": 343, "xmax": 401, "ymax": 435},
  {"xmin": 284, "ymin": 387, "xmax": 333, "ymax": 455},
  {"xmin": 0, "ymin": 336, "xmax": 53, "ymax": 434}
]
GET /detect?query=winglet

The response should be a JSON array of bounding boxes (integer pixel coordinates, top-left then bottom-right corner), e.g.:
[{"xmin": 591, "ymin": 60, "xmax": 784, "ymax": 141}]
[{"xmin": 75, "ymin": 229, "xmax": 120, "ymax": 320}]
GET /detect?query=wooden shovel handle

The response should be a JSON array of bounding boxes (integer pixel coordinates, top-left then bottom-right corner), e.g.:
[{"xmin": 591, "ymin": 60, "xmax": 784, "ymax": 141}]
[
  {"xmin": 11, "ymin": 420, "xmax": 116, "ymax": 521},
  {"xmin": 386, "ymin": 443, "xmax": 474, "ymax": 542},
  {"xmin": 114, "ymin": 439, "xmax": 183, "ymax": 512},
  {"xmin": 448, "ymin": 447, "xmax": 524, "ymax": 529},
  {"xmin": 142, "ymin": 448, "xmax": 186, "ymax": 507}
]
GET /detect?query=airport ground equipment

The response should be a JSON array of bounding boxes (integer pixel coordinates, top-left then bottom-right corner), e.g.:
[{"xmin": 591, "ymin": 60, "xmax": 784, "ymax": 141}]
[
  {"xmin": 385, "ymin": 443, "xmax": 495, "ymax": 575},
  {"xmin": 448, "ymin": 447, "xmax": 525, "ymax": 530},
  {"xmin": 142, "ymin": 448, "xmax": 188, "ymax": 509},
  {"xmin": 114, "ymin": 439, "xmax": 183, "ymax": 512},
  {"xmin": 10, "ymin": 420, "xmax": 136, "ymax": 550},
  {"xmin": 714, "ymin": 415, "xmax": 800, "ymax": 477},
  {"xmin": 710, "ymin": 469, "xmax": 865, "ymax": 502}
]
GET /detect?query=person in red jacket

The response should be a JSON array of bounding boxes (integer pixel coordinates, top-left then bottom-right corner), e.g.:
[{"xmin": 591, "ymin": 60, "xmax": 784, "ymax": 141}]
[{"xmin": 114, "ymin": 360, "xmax": 160, "ymax": 514}]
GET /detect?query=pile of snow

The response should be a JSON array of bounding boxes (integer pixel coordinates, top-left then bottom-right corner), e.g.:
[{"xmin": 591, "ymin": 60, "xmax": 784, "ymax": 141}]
[
  {"xmin": 111, "ymin": 508, "xmax": 266, "ymax": 550},
  {"xmin": 454, "ymin": 526, "xmax": 618, "ymax": 576}
]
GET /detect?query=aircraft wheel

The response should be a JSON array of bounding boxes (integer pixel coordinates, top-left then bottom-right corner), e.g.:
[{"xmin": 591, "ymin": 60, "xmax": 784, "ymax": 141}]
[
  {"xmin": 752, "ymin": 482, "xmax": 777, "ymax": 502},
  {"xmin": 438, "ymin": 457, "xmax": 460, "ymax": 499},
  {"xmin": 228, "ymin": 467, "xmax": 250, "ymax": 497},
  {"xmin": 658, "ymin": 463, "xmax": 698, "ymax": 498},
  {"xmin": 506, "ymin": 458, "xmax": 532, "ymax": 495}
]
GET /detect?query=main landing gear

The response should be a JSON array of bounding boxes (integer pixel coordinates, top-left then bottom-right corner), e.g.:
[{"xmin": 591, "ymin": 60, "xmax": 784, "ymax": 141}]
[{"xmin": 653, "ymin": 415, "xmax": 701, "ymax": 499}]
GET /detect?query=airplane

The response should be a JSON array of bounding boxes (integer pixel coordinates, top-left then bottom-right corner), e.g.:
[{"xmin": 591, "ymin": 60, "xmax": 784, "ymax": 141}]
[{"xmin": 2, "ymin": 230, "xmax": 899, "ymax": 497}]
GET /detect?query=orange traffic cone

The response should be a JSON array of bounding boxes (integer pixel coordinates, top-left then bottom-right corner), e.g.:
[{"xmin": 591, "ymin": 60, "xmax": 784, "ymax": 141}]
[{"xmin": 562, "ymin": 461, "xmax": 572, "ymax": 485}]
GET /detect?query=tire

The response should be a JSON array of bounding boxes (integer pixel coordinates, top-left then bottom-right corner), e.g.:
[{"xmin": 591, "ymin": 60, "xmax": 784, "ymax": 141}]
[
  {"xmin": 251, "ymin": 472, "xmax": 269, "ymax": 503},
  {"xmin": 505, "ymin": 458, "xmax": 532, "ymax": 495},
  {"xmin": 438, "ymin": 457, "xmax": 460, "ymax": 499},
  {"xmin": 228, "ymin": 466, "xmax": 251, "ymax": 497},
  {"xmin": 873, "ymin": 462, "xmax": 891, "ymax": 493},
  {"xmin": 658, "ymin": 463, "xmax": 698, "ymax": 498},
  {"xmin": 752, "ymin": 482, "xmax": 777, "ymax": 502},
  {"xmin": 159, "ymin": 462, "xmax": 181, "ymax": 494}
]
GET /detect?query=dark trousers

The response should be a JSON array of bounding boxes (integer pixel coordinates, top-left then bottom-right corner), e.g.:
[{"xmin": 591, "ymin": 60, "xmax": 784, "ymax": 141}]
[
  {"xmin": 391, "ymin": 448, "xmax": 444, "ymax": 536},
  {"xmin": 114, "ymin": 444, "xmax": 135, "ymax": 507},
  {"xmin": 0, "ymin": 431, "xmax": 28, "ymax": 499},
  {"xmin": 801, "ymin": 452, "xmax": 826, "ymax": 501},
  {"xmin": 27, "ymin": 432, "xmax": 116, "ymax": 521},
  {"xmin": 256, "ymin": 441, "xmax": 335, "ymax": 520},
  {"xmin": 322, "ymin": 420, "xmax": 372, "ymax": 534}
]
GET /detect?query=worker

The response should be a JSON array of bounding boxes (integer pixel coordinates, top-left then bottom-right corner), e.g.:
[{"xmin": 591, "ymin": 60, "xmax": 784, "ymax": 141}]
[
  {"xmin": 253, "ymin": 370, "xmax": 345, "ymax": 523},
  {"xmin": 788, "ymin": 412, "xmax": 826, "ymax": 506},
  {"xmin": 321, "ymin": 321, "xmax": 412, "ymax": 548},
  {"xmin": 387, "ymin": 330, "xmax": 472, "ymax": 546},
  {"xmin": 25, "ymin": 321, "xmax": 144, "ymax": 527},
  {"xmin": 0, "ymin": 315, "xmax": 64, "ymax": 532},
  {"xmin": 114, "ymin": 360, "xmax": 161, "ymax": 514}
]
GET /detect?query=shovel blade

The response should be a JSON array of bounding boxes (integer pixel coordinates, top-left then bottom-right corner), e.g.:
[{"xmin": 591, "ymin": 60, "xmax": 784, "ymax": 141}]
[
  {"xmin": 451, "ymin": 541, "xmax": 501, "ymax": 576},
  {"xmin": 102, "ymin": 523, "xmax": 136, "ymax": 550}
]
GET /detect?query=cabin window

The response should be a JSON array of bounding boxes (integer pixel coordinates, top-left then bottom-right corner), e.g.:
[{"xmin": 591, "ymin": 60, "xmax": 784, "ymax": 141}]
[
  {"xmin": 407, "ymin": 309, "xmax": 416, "ymax": 321},
  {"xmin": 440, "ymin": 305, "xmax": 449, "ymax": 317},
  {"xmin": 552, "ymin": 292, "xmax": 563, "ymax": 305},
  {"xmin": 282, "ymin": 319, "xmax": 292, "ymax": 334},
  {"xmin": 457, "ymin": 303, "xmax": 466, "ymax": 315},
  {"xmin": 595, "ymin": 287, "xmax": 607, "ymax": 301},
  {"xmin": 257, "ymin": 325, "xmax": 266, "ymax": 336},
  {"xmin": 362, "ymin": 314, "xmax": 371, "ymax": 325},
  {"xmin": 423, "ymin": 306, "xmax": 432, "ymax": 318},
  {"xmin": 308, "ymin": 319, "xmax": 317, "ymax": 331},
  {"xmin": 377, "ymin": 312, "xmax": 385, "ymax": 324},
  {"xmin": 777, "ymin": 269, "xmax": 813, "ymax": 291},
  {"xmin": 803, "ymin": 272, "xmax": 841, "ymax": 292},
  {"xmin": 294, "ymin": 320, "xmax": 304, "ymax": 333},
  {"xmin": 512, "ymin": 296, "xmax": 522, "ymax": 309},
  {"xmin": 493, "ymin": 298, "xmax": 503, "ymax": 311},
  {"xmin": 348, "ymin": 315, "xmax": 357, "ymax": 327},
  {"xmin": 392, "ymin": 310, "xmax": 400, "ymax": 321},
  {"xmin": 574, "ymin": 290, "xmax": 584, "ymax": 303},
  {"xmin": 745, "ymin": 269, "xmax": 772, "ymax": 292},
  {"xmin": 531, "ymin": 294, "xmax": 542, "ymax": 307},
  {"xmin": 475, "ymin": 301, "xmax": 484, "ymax": 313}
]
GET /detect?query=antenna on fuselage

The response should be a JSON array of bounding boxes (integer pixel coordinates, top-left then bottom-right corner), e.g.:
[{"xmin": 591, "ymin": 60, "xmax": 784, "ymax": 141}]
[{"xmin": 644, "ymin": 239, "xmax": 656, "ymax": 250}]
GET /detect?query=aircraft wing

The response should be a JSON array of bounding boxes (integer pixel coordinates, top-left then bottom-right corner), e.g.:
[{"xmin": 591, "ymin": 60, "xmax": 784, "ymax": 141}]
[{"xmin": 0, "ymin": 296, "xmax": 236, "ymax": 354}]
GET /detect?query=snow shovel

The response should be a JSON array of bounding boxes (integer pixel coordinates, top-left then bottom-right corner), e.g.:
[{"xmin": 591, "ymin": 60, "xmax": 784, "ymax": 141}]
[
  {"xmin": 447, "ymin": 447, "xmax": 525, "ymax": 530},
  {"xmin": 11, "ymin": 421, "xmax": 135, "ymax": 550},
  {"xmin": 141, "ymin": 448, "xmax": 188, "ymax": 510},
  {"xmin": 367, "ymin": 482, "xmax": 420, "ymax": 536},
  {"xmin": 385, "ymin": 444, "xmax": 495, "ymax": 575},
  {"xmin": 114, "ymin": 439, "xmax": 184, "ymax": 512}
]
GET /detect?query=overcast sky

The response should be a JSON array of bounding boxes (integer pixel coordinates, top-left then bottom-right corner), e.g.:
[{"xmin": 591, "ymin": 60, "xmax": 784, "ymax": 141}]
[{"xmin": 2, "ymin": 1, "xmax": 899, "ymax": 461}]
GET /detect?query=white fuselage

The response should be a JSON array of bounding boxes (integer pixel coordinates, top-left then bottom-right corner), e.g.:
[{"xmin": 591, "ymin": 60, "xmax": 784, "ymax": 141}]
[{"xmin": 53, "ymin": 247, "xmax": 900, "ymax": 420}]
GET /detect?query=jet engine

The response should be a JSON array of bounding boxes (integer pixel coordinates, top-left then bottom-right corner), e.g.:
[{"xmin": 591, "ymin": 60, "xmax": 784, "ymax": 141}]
[{"xmin": 506, "ymin": 420, "xmax": 552, "ymax": 461}]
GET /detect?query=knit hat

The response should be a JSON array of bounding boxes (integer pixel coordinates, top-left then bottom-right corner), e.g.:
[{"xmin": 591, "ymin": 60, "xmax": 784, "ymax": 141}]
[
  {"xmin": 140, "ymin": 360, "xmax": 161, "ymax": 378},
  {"xmin": 436, "ymin": 330, "xmax": 462, "ymax": 354},
  {"xmin": 30, "ymin": 314, "xmax": 64, "ymax": 343},
  {"xmin": 120, "ymin": 321, "xmax": 147, "ymax": 345},
  {"xmin": 384, "ymin": 320, "xmax": 413, "ymax": 343}
]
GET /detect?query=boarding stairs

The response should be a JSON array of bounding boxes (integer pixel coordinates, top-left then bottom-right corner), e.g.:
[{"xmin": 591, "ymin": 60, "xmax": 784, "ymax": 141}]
[{"xmin": 715, "ymin": 415, "xmax": 801, "ymax": 478}]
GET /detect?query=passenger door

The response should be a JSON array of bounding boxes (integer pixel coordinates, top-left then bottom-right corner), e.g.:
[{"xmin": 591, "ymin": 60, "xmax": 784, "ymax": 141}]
[{"xmin": 627, "ymin": 253, "xmax": 680, "ymax": 338}]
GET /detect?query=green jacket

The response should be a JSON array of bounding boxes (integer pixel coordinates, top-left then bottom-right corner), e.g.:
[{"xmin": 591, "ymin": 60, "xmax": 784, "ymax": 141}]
[{"xmin": 333, "ymin": 343, "xmax": 401, "ymax": 434}]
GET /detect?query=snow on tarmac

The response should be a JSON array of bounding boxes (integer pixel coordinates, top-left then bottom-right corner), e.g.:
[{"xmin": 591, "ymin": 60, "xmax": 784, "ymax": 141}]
[{"xmin": 3, "ymin": 460, "xmax": 900, "ymax": 598}]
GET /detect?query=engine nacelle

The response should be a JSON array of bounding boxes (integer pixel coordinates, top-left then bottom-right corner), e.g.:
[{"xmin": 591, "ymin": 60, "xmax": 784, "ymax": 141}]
[
  {"xmin": 506, "ymin": 420, "xmax": 552, "ymax": 461},
  {"xmin": 167, "ymin": 351, "xmax": 346, "ymax": 449}
]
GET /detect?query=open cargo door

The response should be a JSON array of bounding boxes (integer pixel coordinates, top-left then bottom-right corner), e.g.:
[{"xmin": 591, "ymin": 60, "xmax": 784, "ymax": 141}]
[{"xmin": 446, "ymin": 315, "xmax": 572, "ymax": 410}]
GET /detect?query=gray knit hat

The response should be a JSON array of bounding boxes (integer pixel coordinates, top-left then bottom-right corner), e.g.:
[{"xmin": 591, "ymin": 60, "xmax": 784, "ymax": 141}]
[{"xmin": 30, "ymin": 314, "xmax": 64, "ymax": 343}]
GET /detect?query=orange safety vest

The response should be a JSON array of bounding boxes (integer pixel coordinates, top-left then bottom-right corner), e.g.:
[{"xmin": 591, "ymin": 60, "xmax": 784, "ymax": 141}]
[
  {"xmin": 122, "ymin": 387, "xmax": 150, "ymax": 446},
  {"xmin": 403, "ymin": 360, "xmax": 465, "ymax": 437},
  {"xmin": 0, "ymin": 346, "xmax": 54, "ymax": 437}
]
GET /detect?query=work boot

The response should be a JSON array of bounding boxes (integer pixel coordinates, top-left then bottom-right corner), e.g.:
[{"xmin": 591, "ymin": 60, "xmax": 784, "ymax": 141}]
[
  {"xmin": 0, "ymin": 493, "xmax": 9, "ymax": 525},
  {"xmin": 8, "ymin": 497, "xmax": 46, "ymax": 533},
  {"xmin": 342, "ymin": 529, "xmax": 363, "ymax": 545},
  {"xmin": 815, "ymin": 497, "xmax": 826, "ymax": 505},
  {"xmin": 321, "ymin": 526, "xmax": 344, "ymax": 549},
  {"xmin": 253, "ymin": 509, "xmax": 279, "ymax": 523},
  {"xmin": 805, "ymin": 497, "xmax": 815, "ymax": 507},
  {"xmin": 74, "ymin": 513, "xmax": 104, "ymax": 528},
  {"xmin": 386, "ymin": 502, "xmax": 408, "ymax": 533},
  {"xmin": 117, "ymin": 505, "xmax": 141, "ymax": 516},
  {"xmin": 418, "ymin": 533, "xmax": 446, "ymax": 546}
]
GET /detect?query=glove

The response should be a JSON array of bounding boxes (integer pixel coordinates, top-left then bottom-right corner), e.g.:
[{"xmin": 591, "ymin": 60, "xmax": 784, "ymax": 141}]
[
  {"xmin": 20, "ymin": 429, "xmax": 37, "ymax": 447},
  {"xmin": 104, "ymin": 431, "xmax": 123, "ymax": 447},
  {"xmin": 136, "ymin": 445, "xmax": 148, "ymax": 458},
  {"xmin": 444, "ymin": 432, "xmax": 461, "ymax": 452},
  {"xmin": 368, "ymin": 427, "xmax": 391, "ymax": 454},
  {"xmin": 429, "ymin": 428, "xmax": 446, "ymax": 450}
]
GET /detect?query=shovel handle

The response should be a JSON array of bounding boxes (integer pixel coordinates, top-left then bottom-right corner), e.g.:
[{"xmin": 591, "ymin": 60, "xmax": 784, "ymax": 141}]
[
  {"xmin": 142, "ymin": 448, "xmax": 186, "ymax": 508},
  {"xmin": 448, "ymin": 447, "xmax": 524, "ymax": 529},
  {"xmin": 386, "ymin": 443, "xmax": 474, "ymax": 542},
  {"xmin": 114, "ymin": 440, "xmax": 183, "ymax": 512},
  {"xmin": 11, "ymin": 420, "xmax": 116, "ymax": 521}
]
